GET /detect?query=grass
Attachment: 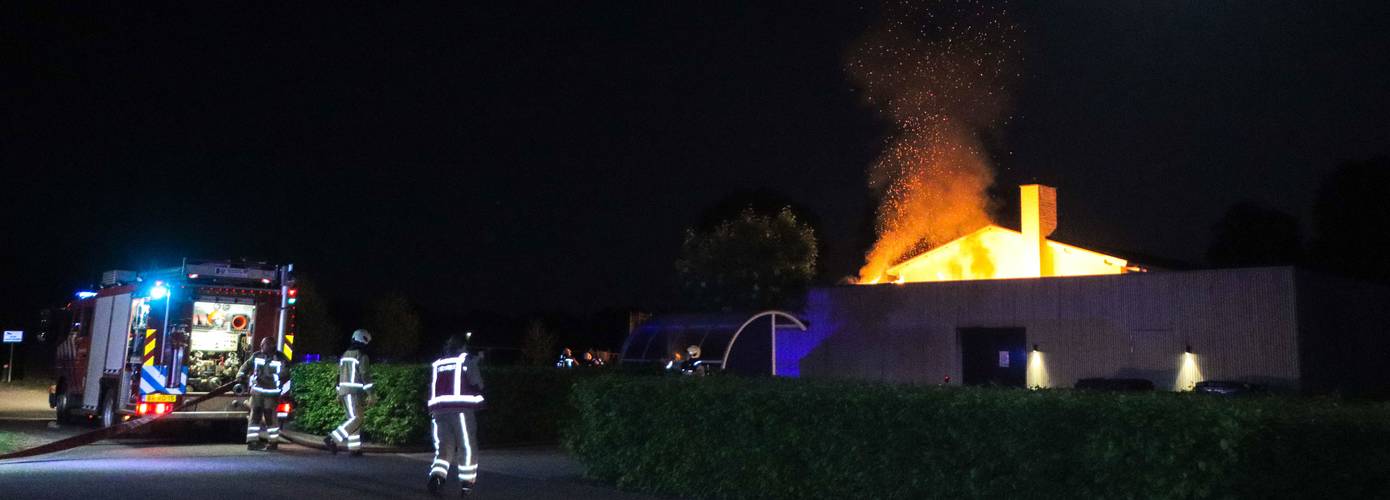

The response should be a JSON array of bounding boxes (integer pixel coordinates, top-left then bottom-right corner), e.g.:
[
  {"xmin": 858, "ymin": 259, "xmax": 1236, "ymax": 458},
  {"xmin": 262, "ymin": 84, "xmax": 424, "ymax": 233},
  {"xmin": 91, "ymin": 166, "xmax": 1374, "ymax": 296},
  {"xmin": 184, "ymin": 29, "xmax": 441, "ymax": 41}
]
[{"xmin": 0, "ymin": 432, "xmax": 21, "ymax": 454}]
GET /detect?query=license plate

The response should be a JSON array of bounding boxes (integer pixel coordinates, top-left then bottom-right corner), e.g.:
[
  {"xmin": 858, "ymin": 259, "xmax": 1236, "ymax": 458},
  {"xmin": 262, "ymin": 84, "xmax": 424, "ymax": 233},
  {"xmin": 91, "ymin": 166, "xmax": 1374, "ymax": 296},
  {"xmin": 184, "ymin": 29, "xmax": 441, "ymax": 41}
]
[{"xmin": 143, "ymin": 394, "xmax": 177, "ymax": 403}]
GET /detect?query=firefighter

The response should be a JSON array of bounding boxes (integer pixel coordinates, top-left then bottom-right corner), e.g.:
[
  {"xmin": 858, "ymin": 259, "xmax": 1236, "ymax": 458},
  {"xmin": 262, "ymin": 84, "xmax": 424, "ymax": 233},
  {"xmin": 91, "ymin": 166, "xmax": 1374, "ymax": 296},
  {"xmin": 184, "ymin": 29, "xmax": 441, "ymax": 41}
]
[
  {"xmin": 555, "ymin": 347, "xmax": 577, "ymax": 368},
  {"xmin": 679, "ymin": 344, "xmax": 707, "ymax": 375},
  {"xmin": 325, "ymin": 329, "xmax": 374, "ymax": 456},
  {"xmin": 427, "ymin": 335, "xmax": 485, "ymax": 496},
  {"xmin": 237, "ymin": 337, "xmax": 289, "ymax": 451}
]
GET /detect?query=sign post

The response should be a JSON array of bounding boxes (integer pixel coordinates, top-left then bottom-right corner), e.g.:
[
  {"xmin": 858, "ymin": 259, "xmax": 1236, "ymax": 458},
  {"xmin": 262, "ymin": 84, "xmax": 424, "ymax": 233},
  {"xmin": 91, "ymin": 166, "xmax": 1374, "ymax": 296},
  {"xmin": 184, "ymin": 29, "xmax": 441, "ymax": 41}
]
[{"xmin": 2, "ymin": 331, "xmax": 22, "ymax": 383}]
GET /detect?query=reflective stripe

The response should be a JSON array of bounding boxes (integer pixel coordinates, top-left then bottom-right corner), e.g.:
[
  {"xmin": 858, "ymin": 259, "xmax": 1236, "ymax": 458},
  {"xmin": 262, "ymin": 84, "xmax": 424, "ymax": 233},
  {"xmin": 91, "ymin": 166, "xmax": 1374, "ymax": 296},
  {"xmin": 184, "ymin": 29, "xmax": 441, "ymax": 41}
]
[
  {"xmin": 431, "ymin": 420, "xmax": 441, "ymax": 459},
  {"xmin": 428, "ymin": 394, "xmax": 485, "ymax": 405},
  {"xmin": 459, "ymin": 413, "xmax": 472, "ymax": 475},
  {"xmin": 340, "ymin": 358, "xmax": 360, "ymax": 385}
]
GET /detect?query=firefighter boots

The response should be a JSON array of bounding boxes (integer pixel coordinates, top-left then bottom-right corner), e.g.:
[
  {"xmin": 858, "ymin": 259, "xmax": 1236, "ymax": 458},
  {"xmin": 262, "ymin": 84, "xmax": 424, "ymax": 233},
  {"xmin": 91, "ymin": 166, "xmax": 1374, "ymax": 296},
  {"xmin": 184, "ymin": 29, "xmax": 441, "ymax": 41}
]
[
  {"xmin": 265, "ymin": 442, "xmax": 278, "ymax": 451},
  {"xmin": 427, "ymin": 476, "xmax": 444, "ymax": 496},
  {"xmin": 461, "ymin": 481, "xmax": 475, "ymax": 497},
  {"xmin": 247, "ymin": 441, "xmax": 265, "ymax": 451},
  {"xmin": 323, "ymin": 436, "xmax": 339, "ymax": 455}
]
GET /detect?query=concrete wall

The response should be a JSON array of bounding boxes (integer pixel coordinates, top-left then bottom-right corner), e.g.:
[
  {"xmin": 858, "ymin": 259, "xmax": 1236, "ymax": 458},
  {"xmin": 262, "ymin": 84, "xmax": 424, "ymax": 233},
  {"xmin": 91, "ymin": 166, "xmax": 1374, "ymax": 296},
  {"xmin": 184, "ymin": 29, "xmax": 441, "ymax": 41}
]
[{"xmin": 782, "ymin": 267, "xmax": 1303, "ymax": 390}]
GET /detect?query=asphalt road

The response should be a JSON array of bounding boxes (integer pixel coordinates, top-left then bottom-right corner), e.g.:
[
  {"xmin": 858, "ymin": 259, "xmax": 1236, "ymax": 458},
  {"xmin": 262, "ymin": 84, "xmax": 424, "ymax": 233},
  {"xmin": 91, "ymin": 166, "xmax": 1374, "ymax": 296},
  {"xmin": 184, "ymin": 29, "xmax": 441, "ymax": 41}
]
[
  {"xmin": 0, "ymin": 442, "xmax": 666, "ymax": 499},
  {"xmin": 0, "ymin": 384, "xmax": 669, "ymax": 500}
]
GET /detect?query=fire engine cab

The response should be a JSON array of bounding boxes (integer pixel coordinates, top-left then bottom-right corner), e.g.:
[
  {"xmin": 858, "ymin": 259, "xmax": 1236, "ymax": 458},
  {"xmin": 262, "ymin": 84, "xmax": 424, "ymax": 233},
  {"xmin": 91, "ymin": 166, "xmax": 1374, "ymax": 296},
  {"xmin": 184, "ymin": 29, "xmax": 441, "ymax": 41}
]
[{"xmin": 50, "ymin": 260, "xmax": 298, "ymax": 428}]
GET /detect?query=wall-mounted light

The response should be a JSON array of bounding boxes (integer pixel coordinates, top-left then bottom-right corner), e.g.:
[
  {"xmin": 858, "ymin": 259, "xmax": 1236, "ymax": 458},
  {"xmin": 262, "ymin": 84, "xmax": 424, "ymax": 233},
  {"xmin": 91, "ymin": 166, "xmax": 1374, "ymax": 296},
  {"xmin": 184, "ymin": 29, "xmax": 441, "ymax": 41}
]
[
  {"xmin": 1185, "ymin": 344, "xmax": 1192, "ymax": 354},
  {"xmin": 75, "ymin": 291, "xmax": 98, "ymax": 299},
  {"xmin": 1032, "ymin": 344, "xmax": 1041, "ymax": 353}
]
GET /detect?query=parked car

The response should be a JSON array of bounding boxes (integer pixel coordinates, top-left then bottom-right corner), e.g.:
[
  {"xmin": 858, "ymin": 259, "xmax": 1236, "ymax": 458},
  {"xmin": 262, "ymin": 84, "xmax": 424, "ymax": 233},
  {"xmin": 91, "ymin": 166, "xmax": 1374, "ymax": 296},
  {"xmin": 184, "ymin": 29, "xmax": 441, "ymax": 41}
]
[{"xmin": 1194, "ymin": 380, "xmax": 1267, "ymax": 396}]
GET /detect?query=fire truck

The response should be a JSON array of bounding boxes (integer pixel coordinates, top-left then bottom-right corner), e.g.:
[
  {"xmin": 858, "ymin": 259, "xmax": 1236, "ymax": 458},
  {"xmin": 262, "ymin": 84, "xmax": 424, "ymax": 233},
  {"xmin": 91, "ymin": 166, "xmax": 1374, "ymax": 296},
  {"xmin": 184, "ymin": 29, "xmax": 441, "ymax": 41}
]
[{"xmin": 49, "ymin": 260, "xmax": 298, "ymax": 428}]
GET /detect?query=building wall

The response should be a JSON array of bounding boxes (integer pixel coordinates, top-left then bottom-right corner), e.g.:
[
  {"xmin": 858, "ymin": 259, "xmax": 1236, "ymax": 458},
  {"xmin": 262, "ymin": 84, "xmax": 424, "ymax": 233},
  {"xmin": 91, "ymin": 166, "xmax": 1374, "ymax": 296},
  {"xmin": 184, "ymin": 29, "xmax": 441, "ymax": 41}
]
[{"xmin": 783, "ymin": 267, "xmax": 1303, "ymax": 390}]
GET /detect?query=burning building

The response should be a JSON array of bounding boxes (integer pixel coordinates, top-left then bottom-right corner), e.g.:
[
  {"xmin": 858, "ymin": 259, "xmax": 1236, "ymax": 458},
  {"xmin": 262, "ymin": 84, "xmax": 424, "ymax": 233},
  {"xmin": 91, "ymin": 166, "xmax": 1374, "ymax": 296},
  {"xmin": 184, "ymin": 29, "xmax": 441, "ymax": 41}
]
[
  {"xmin": 768, "ymin": 185, "xmax": 1390, "ymax": 395},
  {"xmin": 871, "ymin": 185, "xmax": 1138, "ymax": 284}
]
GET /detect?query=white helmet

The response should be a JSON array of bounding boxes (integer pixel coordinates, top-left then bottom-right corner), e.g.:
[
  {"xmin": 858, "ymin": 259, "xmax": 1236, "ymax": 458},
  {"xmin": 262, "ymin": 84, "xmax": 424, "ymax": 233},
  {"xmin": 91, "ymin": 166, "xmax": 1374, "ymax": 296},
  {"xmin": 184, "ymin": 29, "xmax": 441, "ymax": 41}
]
[
  {"xmin": 351, "ymin": 329, "xmax": 373, "ymax": 345},
  {"xmin": 686, "ymin": 344, "xmax": 701, "ymax": 359}
]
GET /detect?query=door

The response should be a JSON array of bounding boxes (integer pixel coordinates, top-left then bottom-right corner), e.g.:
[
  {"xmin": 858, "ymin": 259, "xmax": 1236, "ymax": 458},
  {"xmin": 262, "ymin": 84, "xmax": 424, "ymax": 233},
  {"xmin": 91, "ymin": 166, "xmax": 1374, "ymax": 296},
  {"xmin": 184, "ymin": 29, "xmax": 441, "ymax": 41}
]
[{"xmin": 959, "ymin": 327, "xmax": 1026, "ymax": 387}]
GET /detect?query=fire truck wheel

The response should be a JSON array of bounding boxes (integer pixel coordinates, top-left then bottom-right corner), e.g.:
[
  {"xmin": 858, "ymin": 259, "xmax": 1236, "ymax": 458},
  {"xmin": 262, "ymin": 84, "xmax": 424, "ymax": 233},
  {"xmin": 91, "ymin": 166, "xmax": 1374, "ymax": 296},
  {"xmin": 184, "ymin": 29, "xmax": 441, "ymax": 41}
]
[
  {"xmin": 99, "ymin": 389, "xmax": 118, "ymax": 428},
  {"xmin": 54, "ymin": 390, "xmax": 72, "ymax": 424}
]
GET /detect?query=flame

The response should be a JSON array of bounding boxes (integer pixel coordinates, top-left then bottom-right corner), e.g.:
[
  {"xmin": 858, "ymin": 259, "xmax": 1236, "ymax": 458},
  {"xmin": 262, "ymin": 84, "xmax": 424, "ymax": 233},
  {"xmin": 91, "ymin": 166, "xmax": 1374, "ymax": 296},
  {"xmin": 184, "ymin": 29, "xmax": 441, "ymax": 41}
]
[
  {"xmin": 871, "ymin": 225, "xmax": 1131, "ymax": 284},
  {"xmin": 847, "ymin": 0, "xmax": 1021, "ymax": 283}
]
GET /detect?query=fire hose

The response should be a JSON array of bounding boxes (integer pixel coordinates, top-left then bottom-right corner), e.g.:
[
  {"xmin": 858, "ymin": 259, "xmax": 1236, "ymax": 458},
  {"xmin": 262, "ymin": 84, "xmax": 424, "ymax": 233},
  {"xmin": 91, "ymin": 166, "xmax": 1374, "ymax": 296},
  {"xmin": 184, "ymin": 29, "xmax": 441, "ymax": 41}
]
[{"xmin": 0, "ymin": 381, "xmax": 237, "ymax": 460}]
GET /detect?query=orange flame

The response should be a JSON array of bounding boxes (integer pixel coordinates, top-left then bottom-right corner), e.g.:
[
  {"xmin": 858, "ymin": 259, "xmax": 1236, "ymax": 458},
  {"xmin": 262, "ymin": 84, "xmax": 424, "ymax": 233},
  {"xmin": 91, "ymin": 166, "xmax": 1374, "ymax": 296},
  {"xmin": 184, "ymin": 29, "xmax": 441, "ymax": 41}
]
[{"xmin": 846, "ymin": 1, "xmax": 1020, "ymax": 284}]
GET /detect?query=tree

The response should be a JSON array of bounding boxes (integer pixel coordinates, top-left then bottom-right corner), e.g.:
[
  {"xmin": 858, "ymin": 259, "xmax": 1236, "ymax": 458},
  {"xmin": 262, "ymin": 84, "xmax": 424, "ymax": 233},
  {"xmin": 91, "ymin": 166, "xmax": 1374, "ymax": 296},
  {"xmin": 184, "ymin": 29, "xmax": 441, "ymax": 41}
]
[
  {"xmin": 1205, "ymin": 202, "xmax": 1302, "ymax": 267},
  {"xmin": 1311, "ymin": 157, "xmax": 1390, "ymax": 282},
  {"xmin": 519, "ymin": 319, "xmax": 558, "ymax": 367},
  {"xmin": 291, "ymin": 276, "xmax": 341, "ymax": 358},
  {"xmin": 365, "ymin": 292, "xmax": 422, "ymax": 360},
  {"xmin": 676, "ymin": 207, "xmax": 818, "ymax": 311}
]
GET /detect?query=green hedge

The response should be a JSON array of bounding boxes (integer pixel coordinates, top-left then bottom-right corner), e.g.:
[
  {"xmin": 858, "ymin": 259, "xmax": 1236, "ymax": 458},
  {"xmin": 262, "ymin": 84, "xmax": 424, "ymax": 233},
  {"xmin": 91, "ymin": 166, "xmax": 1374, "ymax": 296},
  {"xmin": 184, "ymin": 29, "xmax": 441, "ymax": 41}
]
[
  {"xmin": 564, "ymin": 376, "xmax": 1390, "ymax": 499},
  {"xmin": 289, "ymin": 362, "xmax": 600, "ymax": 446}
]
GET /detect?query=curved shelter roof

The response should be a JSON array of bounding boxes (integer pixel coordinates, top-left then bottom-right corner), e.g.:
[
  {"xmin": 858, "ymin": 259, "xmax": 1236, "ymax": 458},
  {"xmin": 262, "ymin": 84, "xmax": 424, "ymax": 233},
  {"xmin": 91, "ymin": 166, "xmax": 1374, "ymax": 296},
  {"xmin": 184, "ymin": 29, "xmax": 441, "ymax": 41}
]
[{"xmin": 620, "ymin": 311, "xmax": 807, "ymax": 376}]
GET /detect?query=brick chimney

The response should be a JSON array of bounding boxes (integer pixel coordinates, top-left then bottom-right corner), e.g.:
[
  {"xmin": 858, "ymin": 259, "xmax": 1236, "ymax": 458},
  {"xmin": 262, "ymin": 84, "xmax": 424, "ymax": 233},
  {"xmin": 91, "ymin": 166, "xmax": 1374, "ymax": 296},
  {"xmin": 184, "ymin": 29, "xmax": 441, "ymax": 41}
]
[{"xmin": 1020, "ymin": 184, "xmax": 1057, "ymax": 277}]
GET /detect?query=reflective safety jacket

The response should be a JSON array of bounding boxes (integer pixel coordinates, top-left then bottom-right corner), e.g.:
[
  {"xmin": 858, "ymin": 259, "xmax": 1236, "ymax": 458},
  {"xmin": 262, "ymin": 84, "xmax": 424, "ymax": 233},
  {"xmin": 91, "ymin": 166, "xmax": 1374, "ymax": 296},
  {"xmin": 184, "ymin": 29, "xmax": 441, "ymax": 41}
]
[
  {"xmin": 337, "ymin": 348, "xmax": 374, "ymax": 395},
  {"xmin": 239, "ymin": 351, "xmax": 290, "ymax": 396},
  {"xmin": 428, "ymin": 352, "xmax": 485, "ymax": 413},
  {"xmin": 680, "ymin": 358, "xmax": 710, "ymax": 376}
]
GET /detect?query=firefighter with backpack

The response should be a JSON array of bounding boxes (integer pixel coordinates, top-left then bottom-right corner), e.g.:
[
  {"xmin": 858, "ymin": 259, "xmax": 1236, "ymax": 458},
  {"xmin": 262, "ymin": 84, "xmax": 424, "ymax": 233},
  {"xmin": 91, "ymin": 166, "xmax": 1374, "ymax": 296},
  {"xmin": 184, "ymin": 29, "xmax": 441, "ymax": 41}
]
[{"xmin": 426, "ymin": 334, "xmax": 485, "ymax": 496}]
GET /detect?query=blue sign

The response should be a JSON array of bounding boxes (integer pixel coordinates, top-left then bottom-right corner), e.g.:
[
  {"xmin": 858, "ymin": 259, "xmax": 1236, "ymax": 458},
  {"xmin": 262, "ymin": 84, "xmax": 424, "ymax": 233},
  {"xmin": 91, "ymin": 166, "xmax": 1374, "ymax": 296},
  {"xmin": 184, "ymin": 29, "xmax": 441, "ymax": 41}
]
[{"xmin": 2, "ymin": 331, "xmax": 21, "ymax": 343}]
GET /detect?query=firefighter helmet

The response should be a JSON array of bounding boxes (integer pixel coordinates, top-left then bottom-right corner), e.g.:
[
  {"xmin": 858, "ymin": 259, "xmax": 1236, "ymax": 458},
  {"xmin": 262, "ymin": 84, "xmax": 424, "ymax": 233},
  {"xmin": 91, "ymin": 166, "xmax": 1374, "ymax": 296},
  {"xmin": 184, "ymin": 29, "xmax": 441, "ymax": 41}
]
[
  {"xmin": 686, "ymin": 344, "xmax": 701, "ymax": 359},
  {"xmin": 351, "ymin": 329, "xmax": 372, "ymax": 345}
]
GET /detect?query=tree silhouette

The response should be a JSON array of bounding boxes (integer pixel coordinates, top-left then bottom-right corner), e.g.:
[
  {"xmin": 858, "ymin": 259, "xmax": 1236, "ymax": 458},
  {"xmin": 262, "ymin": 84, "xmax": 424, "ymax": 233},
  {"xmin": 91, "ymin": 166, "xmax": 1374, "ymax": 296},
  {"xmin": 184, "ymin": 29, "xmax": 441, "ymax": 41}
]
[
  {"xmin": 676, "ymin": 207, "xmax": 818, "ymax": 311},
  {"xmin": 365, "ymin": 292, "xmax": 422, "ymax": 360},
  {"xmin": 519, "ymin": 319, "xmax": 558, "ymax": 366},
  {"xmin": 1311, "ymin": 157, "xmax": 1390, "ymax": 282},
  {"xmin": 290, "ymin": 276, "xmax": 341, "ymax": 358},
  {"xmin": 1205, "ymin": 202, "xmax": 1302, "ymax": 267}
]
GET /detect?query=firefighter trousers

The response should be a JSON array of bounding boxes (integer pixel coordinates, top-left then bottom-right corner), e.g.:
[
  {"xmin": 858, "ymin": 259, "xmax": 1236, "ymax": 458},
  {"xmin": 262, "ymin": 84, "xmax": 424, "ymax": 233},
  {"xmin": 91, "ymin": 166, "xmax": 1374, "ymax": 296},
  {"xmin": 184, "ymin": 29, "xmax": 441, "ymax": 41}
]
[
  {"xmin": 429, "ymin": 410, "xmax": 478, "ymax": 484},
  {"xmin": 331, "ymin": 391, "xmax": 364, "ymax": 451},
  {"xmin": 246, "ymin": 394, "xmax": 280, "ymax": 443}
]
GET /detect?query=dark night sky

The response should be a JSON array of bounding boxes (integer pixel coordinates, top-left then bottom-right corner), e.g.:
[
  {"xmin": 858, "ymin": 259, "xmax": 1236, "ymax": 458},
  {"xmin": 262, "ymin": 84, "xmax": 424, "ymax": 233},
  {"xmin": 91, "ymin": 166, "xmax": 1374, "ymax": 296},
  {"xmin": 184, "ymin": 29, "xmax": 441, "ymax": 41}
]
[{"xmin": 3, "ymin": 2, "xmax": 1389, "ymax": 329}]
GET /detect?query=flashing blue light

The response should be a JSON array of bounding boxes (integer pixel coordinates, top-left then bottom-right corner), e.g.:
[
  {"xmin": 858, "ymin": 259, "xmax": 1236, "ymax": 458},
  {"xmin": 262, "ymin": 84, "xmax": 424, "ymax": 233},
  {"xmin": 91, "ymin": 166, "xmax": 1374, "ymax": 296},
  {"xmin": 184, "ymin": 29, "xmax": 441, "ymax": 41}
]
[
  {"xmin": 149, "ymin": 284, "xmax": 169, "ymax": 300},
  {"xmin": 76, "ymin": 291, "xmax": 98, "ymax": 299}
]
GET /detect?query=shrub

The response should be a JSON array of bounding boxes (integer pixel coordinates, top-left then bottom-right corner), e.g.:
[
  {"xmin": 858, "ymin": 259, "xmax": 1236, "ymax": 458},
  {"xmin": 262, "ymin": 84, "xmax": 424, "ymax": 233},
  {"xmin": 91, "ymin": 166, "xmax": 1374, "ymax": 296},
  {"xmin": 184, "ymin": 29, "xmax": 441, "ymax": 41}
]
[
  {"xmin": 289, "ymin": 362, "xmax": 602, "ymax": 446},
  {"xmin": 565, "ymin": 376, "xmax": 1390, "ymax": 499}
]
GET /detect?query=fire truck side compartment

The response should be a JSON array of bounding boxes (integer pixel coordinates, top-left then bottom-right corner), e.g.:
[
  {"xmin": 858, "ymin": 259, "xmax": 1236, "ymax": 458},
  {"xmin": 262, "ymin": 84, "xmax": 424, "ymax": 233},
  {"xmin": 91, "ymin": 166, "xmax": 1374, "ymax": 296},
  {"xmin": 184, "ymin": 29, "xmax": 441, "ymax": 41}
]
[{"xmin": 82, "ymin": 293, "xmax": 133, "ymax": 410}]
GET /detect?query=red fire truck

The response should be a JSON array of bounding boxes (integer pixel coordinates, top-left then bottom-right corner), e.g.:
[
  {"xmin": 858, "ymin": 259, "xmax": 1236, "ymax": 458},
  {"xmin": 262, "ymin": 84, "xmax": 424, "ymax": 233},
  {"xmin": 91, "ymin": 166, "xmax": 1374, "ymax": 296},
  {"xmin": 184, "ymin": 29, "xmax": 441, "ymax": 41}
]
[{"xmin": 50, "ymin": 260, "xmax": 298, "ymax": 428}]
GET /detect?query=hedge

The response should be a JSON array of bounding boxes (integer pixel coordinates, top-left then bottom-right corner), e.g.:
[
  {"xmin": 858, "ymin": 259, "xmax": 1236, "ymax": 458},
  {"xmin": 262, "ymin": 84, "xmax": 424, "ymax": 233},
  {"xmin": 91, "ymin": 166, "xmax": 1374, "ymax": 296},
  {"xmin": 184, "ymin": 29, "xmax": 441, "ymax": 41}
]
[
  {"xmin": 564, "ymin": 376, "xmax": 1390, "ymax": 499},
  {"xmin": 289, "ymin": 362, "xmax": 601, "ymax": 446}
]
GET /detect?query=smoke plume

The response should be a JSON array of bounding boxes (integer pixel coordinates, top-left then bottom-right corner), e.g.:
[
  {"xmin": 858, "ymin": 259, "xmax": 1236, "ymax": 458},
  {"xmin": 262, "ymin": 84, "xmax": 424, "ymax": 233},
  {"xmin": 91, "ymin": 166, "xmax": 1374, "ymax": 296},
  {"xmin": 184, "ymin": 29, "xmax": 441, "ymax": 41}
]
[{"xmin": 849, "ymin": 0, "xmax": 1021, "ymax": 282}]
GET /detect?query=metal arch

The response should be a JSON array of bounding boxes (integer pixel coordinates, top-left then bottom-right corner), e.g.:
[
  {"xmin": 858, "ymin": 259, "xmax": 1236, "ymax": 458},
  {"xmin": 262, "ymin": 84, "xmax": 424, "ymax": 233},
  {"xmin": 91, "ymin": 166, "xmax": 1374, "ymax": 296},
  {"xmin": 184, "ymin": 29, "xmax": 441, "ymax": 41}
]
[{"xmin": 720, "ymin": 310, "xmax": 808, "ymax": 374}]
